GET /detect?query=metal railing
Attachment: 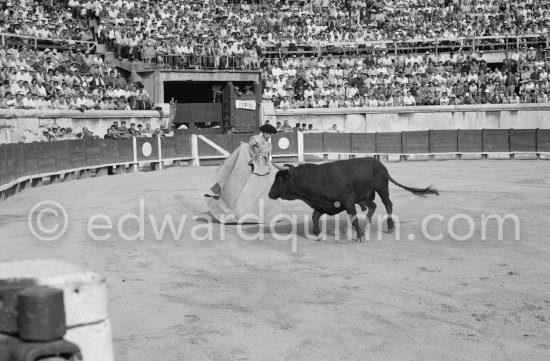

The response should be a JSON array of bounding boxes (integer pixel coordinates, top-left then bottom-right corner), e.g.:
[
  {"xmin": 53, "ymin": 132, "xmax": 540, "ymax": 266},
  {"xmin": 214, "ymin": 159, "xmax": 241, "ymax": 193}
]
[
  {"xmin": 262, "ymin": 33, "xmax": 550, "ymax": 58},
  {"xmin": 0, "ymin": 33, "xmax": 97, "ymax": 52},
  {"xmin": 143, "ymin": 54, "xmax": 261, "ymax": 71}
]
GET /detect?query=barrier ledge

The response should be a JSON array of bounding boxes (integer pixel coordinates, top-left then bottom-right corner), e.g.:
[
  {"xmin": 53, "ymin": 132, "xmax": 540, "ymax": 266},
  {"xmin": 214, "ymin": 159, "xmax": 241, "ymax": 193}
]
[
  {"xmin": 197, "ymin": 155, "xmax": 231, "ymax": 160},
  {"xmin": 301, "ymin": 151, "xmax": 550, "ymax": 157},
  {"xmin": 0, "ymin": 174, "xmax": 34, "ymax": 193},
  {"xmin": 272, "ymin": 154, "xmax": 299, "ymax": 157},
  {"xmin": 136, "ymin": 158, "xmax": 194, "ymax": 167},
  {"xmin": 0, "ymin": 162, "xmax": 139, "ymax": 193},
  {"xmin": 194, "ymin": 154, "xmax": 299, "ymax": 161},
  {"xmin": 274, "ymin": 103, "xmax": 550, "ymax": 116},
  {"xmin": 155, "ymin": 157, "xmax": 194, "ymax": 162},
  {"xmin": 0, "ymin": 156, "xmax": 197, "ymax": 194}
]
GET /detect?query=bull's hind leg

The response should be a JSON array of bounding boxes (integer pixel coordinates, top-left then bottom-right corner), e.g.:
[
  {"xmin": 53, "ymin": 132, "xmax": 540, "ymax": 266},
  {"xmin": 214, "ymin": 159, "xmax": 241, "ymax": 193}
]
[
  {"xmin": 364, "ymin": 192, "xmax": 377, "ymax": 223},
  {"xmin": 377, "ymin": 187, "xmax": 394, "ymax": 233},
  {"xmin": 311, "ymin": 209, "xmax": 324, "ymax": 241},
  {"xmin": 344, "ymin": 202, "xmax": 365, "ymax": 242}
]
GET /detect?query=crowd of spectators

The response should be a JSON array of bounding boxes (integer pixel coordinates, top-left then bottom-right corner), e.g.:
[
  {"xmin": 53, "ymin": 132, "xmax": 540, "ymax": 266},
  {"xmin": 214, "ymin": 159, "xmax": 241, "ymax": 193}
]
[
  {"xmin": 265, "ymin": 119, "xmax": 340, "ymax": 133},
  {"xmin": 262, "ymin": 46, "xmax": 550, "ymax": 108},
  {"xmin": 2, "ymin": 0, "xmax": 550, "ymax": 110},
  {"xmin": 91, "ymin": 0, "xmax": 550, "ymax": 66},
  {"xmin": 2, "ymin": 0, "xmax": 550, "ymax": 67},
  {"xmin": 0, "ymin": 2, "xmax": 95, "ymax": 42},
  {"xmin": 34, "ymin": 121, "xmax": 178, "ymax": 142},
  {"xmin": 0, "ymin": 45, "xmax": 155, "ymax": 110},
  {"xmin": 103, "ymin": 120, "xmax": 178, "ymax": 139},
  {"xmin": 4, "ymin": 0, "xmax": 550, "ymax": 48}
]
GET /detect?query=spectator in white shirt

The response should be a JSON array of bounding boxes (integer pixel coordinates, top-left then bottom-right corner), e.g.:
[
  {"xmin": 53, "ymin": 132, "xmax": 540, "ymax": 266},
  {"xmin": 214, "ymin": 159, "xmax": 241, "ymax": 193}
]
[{"xmin": 404, "ymin": 90, "xmax": 416, "ymax": 106}]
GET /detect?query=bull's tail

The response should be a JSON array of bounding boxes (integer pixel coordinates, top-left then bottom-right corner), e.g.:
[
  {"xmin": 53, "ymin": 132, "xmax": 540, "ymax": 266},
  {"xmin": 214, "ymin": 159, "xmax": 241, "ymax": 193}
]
[{"xmin": 387, "ymin": 175, "xmax": 439, "ymax": 198}]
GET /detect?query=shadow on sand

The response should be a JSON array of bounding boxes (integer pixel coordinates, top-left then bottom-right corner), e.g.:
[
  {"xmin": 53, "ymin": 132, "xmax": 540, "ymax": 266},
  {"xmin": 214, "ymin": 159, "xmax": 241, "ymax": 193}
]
[{"xmin": 194, "ymin": 211, "xmax": 399, "ymax": 242}]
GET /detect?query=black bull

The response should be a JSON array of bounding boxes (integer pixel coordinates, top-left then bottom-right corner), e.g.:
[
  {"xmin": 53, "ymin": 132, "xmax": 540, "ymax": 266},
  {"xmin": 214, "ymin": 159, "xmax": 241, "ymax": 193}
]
[{"xmin": 268, "ymin": 157, "xmax": 439, "ymax": 242}]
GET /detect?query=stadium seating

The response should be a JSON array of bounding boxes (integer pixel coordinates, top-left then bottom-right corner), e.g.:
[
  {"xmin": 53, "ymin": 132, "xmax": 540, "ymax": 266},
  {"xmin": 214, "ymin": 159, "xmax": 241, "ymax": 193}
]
[{"xmin": 1, "ymin": 0, "xmax": 550, "ymax": 135}]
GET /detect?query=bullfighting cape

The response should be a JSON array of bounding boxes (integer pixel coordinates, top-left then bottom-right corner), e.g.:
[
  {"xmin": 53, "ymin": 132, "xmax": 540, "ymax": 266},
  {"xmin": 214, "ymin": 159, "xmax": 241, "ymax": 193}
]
[{"xmin": 204, "ymin": 142, "xmax": 282, "ymax": 224}]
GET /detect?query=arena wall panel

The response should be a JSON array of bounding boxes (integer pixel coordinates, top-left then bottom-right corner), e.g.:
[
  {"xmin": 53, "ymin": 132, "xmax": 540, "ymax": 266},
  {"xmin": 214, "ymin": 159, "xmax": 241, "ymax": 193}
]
[
  {"xmin": 174, "ymin": 134, "xmax": 192, "ymax": 158},
  {"xmin": 37, "ymin": 141, "xmax": 58, "ymax": 174},
  {"xmin": 136, "ymin": 138, "xmax": 159, "ymax": 162},
  {"xmin": 462, "ymin": 111, "xmax": 485, "ymax": 129},
  {"xmin": 6, "ymin": 144, "xmax": 14, "ymax": 183},
  {"xmin": 68, "ymin": 140, "xmax": 86, "ymax": 170},
  {"xmin": 231, "ymin": 134, "xmax": 253, "ymax": 151},
  {"xmin": 408, "ymin": 112, "xmax": 440, "ymax": 131},
  {"xmin": 197, "ymin": 135, "xmax": 232, "ymax": 157},
  {"xmin": 458, "ymin": 130, "xmax": 483, "ymax": 153},
  {"xmin": 402, "ymin": 131, "xmax": 430, "ymax": 154},
  {"xmin": 4, "ymin": 144, "xmax": 16, "ymax": 183},
  {"xmin": 85, "ymin": 140, "xmax": 101, "ymax": 167},
  {"xmin": 502, "ymin": 109, "xmax": 548, "ymax": 129},
  {"xmin": 2, "ymin": 128, "xmax": 550, "ymax": 195},
  {"xmin": 117, "ymin": 139, "xmax": 134, "ymax": 163},
  {"xmin": 98, "ymin": 139, "xmax": 120, "ymax": 165},
  {"xmin": 11, "ymin": 144, "xmax": 21, "ymax": 180},
  {"xmin": 382, "ymin": 113, "xmax": 405, "ymax": 133},
  {"xmin": 0, "ymin": 145, "xmax": 7, "ymax": 186},
  {"xmin": 14, "ymin": 143, "xmax": 26, "ymax": 179},
  {"xmin": 536, "ymin": 129, "xmax": 550, "ymax": 152},
  {"xmin": 56, "ymin": 140, "xmax": 71, "ymax": 171},
  {"xmin": 509, "ymin": 129, "xmax": 537, "ymax": 152},
  {"xmin": 271, "ymin": 133, "xmax": 298, "ymax": 156},
  {"xmin": 430, "ymin": 111, "xmax": 455, "ymax": 130},
  {"xmin": 324, "ymin": 133, "xmax": 352, "ymax": 153},
  {"xmin": 345, "ymin": 114, "xmax": 366, "ymax": 133},
  {"xmin": 485, "ymin": 111, "xmax": 502, "ymax": 128},
  {"xmin": 23, "ymin": 142, "xmax": 38, "ymax": 178},
  {"xmin": 482, "ymin": 129, "xmax": 510, "ymax": 153},
  {"xmin": 430, "ymin": 130, "xmax": 458, "ymax": 153},
  {"xmin": 376, "ymin": 132, "xmax": 402, "ymax": 154},
  {"xmin": 160, "ymin": 137, "xmax": 176, "ymax": 159},
  {"xmin": 303, "ymin": 133, "xmax": 324, "ymax": 153},
  {"xmin": 351, "ymin": 133, "xmax": 376, "ymax": 154}
]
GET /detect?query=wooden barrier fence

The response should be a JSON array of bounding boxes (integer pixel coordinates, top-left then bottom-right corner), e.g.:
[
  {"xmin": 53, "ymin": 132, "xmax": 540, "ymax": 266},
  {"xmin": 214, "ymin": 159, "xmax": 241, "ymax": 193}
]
[{"xmin": 1, "ymin": 129, "xmax": 549, "ymax": 202}]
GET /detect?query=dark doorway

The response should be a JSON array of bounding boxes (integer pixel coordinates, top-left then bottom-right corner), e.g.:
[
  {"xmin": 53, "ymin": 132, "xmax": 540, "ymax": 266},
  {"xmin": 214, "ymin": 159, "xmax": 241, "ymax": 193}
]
[
  {"xmin": 164, "ymin": 81, "xmax": 224, "ymax": 103},
  {"xmin": 164, "ymin": 81, "xmax": 224, "ymax": 130}
]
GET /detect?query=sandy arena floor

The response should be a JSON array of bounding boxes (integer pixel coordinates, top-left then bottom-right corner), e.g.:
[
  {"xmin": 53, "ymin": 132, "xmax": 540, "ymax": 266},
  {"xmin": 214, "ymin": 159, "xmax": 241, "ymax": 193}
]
[{"xmin": 0, "ymin": 159, "xmax": 549, "ymax": 361}]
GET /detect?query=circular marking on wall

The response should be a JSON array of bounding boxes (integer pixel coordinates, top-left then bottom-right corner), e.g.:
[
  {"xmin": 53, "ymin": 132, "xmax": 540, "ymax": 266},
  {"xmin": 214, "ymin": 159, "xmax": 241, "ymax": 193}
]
[
  {"xmin": 142, "ymin": 142, "xmax": 153, "ymax": 157},
  {"xmin": 278, "ymin": 137, "xmax": 290, "ymax": 150}
]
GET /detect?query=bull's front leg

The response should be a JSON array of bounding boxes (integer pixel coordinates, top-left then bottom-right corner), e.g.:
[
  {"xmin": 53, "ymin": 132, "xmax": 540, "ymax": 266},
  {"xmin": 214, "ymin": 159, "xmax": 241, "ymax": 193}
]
[
  {"xmin": 345, "ymin": 203, "xmax": 365, "ymax": 242},
  {"xmin": 311, "ymin": 209, "xmax": 323, "ymax": 241}
]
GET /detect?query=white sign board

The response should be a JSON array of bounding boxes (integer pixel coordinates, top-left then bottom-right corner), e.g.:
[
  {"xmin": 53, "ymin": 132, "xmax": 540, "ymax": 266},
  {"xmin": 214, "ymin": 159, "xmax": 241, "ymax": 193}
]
[{"xmin": 235, "ymin": 100, "xmax": 256, "ymax": 110}]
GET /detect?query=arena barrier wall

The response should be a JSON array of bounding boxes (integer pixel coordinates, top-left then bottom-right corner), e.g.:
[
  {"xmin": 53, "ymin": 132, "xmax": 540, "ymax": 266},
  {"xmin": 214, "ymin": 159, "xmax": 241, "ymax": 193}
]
[
  {"xmin": 264, "ymin": 104, "xmax": 550, "ymax": 134},
  {"xmin": 1, "ymin": 129, "xmax": 549, "ymax": 201}
]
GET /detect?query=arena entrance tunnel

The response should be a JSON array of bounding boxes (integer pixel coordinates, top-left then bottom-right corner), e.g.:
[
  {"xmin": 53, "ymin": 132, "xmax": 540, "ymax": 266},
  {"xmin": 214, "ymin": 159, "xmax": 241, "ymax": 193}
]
[{"xmin": 164, "ymin": 81, "xmax": 224, "ymax": 130}]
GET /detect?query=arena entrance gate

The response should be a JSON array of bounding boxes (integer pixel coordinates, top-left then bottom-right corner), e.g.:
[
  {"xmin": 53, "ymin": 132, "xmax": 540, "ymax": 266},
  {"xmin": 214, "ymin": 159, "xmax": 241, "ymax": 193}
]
[{"xmin": 164, "ymin": 81, "xmax": 261, "ymax": 134}]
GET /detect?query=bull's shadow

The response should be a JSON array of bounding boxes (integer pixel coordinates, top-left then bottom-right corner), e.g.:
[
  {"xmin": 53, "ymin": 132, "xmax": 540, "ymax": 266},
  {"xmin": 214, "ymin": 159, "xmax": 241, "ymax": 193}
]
[
  {"xmin": 196, "ymin": 211, "xmax": 270, "ymax": 225},
  {"xmin": 196, "ymin": 210, "xmax": 401, "ymax": 241},
  {"xmin": 242, "ymin": 216, "xmax": 383, "ymax": 242}
]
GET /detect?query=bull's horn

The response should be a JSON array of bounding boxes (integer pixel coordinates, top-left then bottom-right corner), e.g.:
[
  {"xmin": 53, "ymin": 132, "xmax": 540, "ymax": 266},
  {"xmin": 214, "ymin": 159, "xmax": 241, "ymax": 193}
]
[
  {"xmin": 272, "ymin": 162, "xmax": 288, "ymax": 171},
  {"xmin": 283, "ymin": 163, "xmax": 296, "ymax": 169}
]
